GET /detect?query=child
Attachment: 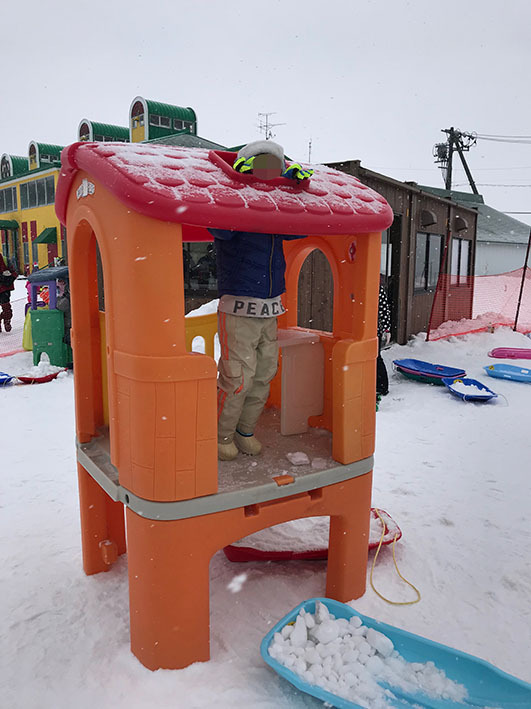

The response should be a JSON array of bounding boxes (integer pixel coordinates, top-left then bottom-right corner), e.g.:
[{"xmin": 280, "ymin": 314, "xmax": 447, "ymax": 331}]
[
  {"xmin": 209, "ymin": 140, "xmax": 311, "ymax": 461},
  {"xmin": 0, "ymin": 254, "xmax": 17, "ymax": 333}
]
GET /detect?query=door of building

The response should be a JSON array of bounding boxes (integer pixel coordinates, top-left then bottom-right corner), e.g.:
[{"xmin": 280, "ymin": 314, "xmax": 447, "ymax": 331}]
[{"xmin": 380, "ymin": 216, "xmax": 401, "ymax": 342}]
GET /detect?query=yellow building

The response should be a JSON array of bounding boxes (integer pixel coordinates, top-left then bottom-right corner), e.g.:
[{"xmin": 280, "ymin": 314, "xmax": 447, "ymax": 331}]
[
  {"xmin": 0, "ymin": 144, "xmax": 65, "ymax": 273},
  {"xmin": 1, "ymin": 97, "xmax": 202, "ymax": 274}
]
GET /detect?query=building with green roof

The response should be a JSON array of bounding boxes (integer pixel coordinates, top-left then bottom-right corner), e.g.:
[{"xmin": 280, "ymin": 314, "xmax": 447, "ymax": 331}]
[
  {"xmin": 0, "ymin": 154, "xmax": 28, "ymax": 179},
  {"xmin": 129, "ymin": 96, "xmax": 197, "ymax": 142},
  {"xmin": 78, "ymin": 120, "xmax": 130, "ymax": 143},
  {"xmin": 28, "ymin": 141, "xmax": 64, "ymax": 170}
]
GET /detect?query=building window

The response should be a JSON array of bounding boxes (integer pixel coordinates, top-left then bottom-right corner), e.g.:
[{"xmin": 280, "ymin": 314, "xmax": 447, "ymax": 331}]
[
  {"xmin": 37, "ymin": 179, "xmax": 46, "ymax": 205},
  {"xmin": 20, "ymin": 182, "xmax": 28, "ymax": 209},
  {"xmin": 45, "ymin": 176, "xmax": 55, "ymax": 203},
  {"xmin": 380, "ymin": 228, "xmax": 392, "ymax": 279},
  {"xmin": 18, "ymin": 176, "xmax": 55, "ymax": 210},
  {"xmin": 414, "ymin": 232, "xmax": 443, "ymax": 292},
  {"xmin": 160, "ymin": 116, "xmax": 170, "ymax": 128},
  {"xmin": 28, "ymin": 182, "xmax": 37, "ymax": 208},
  {"xmin": 451, "ymin": 238, "xmax": 471, "ymax": 285},
  {"xmin": 183, "ymin": 121, "xmax": 194, "ymax": 131},
  {"xmin": 173, "ymin": 118, "xmax": 184, "ymax": 130},
  {"xmin": 149, "ymin": 114, "xmax": 160, "ymax": 126},
  {"xmin": 0, "ymin": 186, "xmax": 17, "ymax": 213},
  {"xmin": 1, "ymin": 158, "xmax": 11, "ymax": 179}
]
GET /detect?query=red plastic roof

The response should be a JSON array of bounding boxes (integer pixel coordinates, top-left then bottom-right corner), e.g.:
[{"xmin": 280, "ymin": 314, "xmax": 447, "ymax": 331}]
[{"xmin": 56, "ymin": 142, "xmax": 393, "ymax": 235}]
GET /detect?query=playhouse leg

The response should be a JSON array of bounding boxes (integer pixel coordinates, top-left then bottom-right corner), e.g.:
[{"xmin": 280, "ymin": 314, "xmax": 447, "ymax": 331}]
[
  {"xmin": 77, "ymin": 463, "xmax": 125, "ymax": 575},
  {"xmin": 126, "ymin": 509, "xmax": 211, "ymax": 670},
  {"xmin": 326, "ymin": 472, "xmax": 372, "ymax": 601}
]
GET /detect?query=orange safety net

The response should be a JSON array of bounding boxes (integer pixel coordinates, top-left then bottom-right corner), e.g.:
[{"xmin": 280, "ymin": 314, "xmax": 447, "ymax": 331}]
[
  {"xmin": 427, "ymin": 267, "xmax": 531, "ymax": 341},
  {"xmin": 0, "ymin": 296, "xmax": 26, "ymax": 358}
]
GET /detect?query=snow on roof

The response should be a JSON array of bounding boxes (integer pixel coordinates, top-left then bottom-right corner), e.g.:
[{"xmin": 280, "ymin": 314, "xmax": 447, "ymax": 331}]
[{"xmin": 55, "ymin": 142, "xmax": 393, "ymax": 235}]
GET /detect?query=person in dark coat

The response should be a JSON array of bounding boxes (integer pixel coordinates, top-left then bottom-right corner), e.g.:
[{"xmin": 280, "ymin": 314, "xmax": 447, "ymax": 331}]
[
  {"xmin": 0, "ymin": 254, "xmax": 17, "ymax": 333},
  {"xmin": 56, "ymin": 278, "xmax": 71, "ymax": 348},
  {"xmin": 208, "ymin": 140, "xmax": 311, "ymax": 461},
  {"xmin": 377, "ymin": 281, "xmax": 391, "ymax": 396}
]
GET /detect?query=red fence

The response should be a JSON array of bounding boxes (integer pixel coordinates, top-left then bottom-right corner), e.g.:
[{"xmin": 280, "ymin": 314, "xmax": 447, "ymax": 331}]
[{"xmin": 427, "ymin": 267, "xmax": 531, "ymax": 341}]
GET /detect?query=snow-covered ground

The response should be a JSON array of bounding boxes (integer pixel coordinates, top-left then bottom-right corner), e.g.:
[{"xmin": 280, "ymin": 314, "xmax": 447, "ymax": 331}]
[{"xmin": 1, "ymin": 327, "xmax": 530, "ymax": 708}]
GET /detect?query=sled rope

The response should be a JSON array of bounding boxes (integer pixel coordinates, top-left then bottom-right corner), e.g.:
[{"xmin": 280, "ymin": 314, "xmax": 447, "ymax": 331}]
[{"xmin": 369, "ymin": 508, "xmax": 421, "ymax": 605}]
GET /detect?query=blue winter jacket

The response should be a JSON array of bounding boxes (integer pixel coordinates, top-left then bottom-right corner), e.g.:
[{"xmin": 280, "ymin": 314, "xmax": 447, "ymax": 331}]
[{"xmin": 208, "ymin": 229, "xmax": 306, "ymax": 299}]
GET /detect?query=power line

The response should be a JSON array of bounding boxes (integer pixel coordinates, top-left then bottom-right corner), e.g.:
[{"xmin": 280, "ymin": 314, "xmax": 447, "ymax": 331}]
[
  {"xmin": 371, "ymin": 165, "xmax": 531, "ymax": 172},
  {"xmin": 453, "ymin": 183, "xmax": 531, "ymax": 187},
  {"xmin": 476, "ymin": 136, "xmax": 531, "ymax": 144},
  {"xmin": 476, "ymin": 133, "xmax": 531, "ymax": 139}
]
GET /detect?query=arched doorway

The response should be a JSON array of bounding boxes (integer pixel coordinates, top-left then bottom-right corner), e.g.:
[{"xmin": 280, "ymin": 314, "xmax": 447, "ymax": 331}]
[{"xmin": 297, "ymin": 248, "xmax": 334, "ymax": 331}]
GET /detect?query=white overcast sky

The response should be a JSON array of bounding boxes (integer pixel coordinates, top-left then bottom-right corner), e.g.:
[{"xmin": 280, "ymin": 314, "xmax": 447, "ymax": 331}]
[{"xmin": 3, "ymin": 0, "xmax": 531, "ymax": 226}]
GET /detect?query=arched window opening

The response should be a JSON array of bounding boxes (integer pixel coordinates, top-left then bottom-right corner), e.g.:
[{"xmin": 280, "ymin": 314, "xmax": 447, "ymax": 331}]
[{"xmin": 297, "ymin": 248, "xmax": 334, "ymax": 332}]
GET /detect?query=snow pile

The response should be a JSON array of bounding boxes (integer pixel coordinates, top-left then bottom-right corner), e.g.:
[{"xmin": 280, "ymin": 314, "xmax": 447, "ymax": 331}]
[
  {"xmin": 447, "ymin": 380, "xmax": 492, "ymax": 397},
  {"xmin": 231, "ymin": 512, "xmax": 399, "ymax": 552},
  {"xmin": 268, "ymin": 601, "xmax": 468, "ymax": 708},
  {"xmin": 18, "ymin": 352, "xmax": 65, "ymax": 379},
  {"xmin": 185, "ymin": 298, "xmax": 219, "ymax": 317},
  {"xmin": 428, "ymin": 311, "xmax": 527, "ymax": 341}
]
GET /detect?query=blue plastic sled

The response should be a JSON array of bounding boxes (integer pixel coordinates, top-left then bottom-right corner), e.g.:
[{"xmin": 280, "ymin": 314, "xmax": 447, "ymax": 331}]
[
  {"xmin": 261, "ymin": 598, "xmax": 531, "ymax": 708},
  {"xmin": 441, "ymin": 377, "xmax": 498, "ymax": 403},
  {"xmin": 394, "ymin": 359, "xmax": 466, "ymax": 385},
  {"xmin": 0, "ymin": 372, "xmax": 15, "ymax": 386},
  {"xmin": 484, "ymin": 363, "xmax": 531, "ymax": 384}
]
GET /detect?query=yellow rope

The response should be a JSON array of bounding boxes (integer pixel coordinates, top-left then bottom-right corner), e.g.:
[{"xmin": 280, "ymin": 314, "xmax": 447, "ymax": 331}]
[{"xmin": 369, "ymin": 508, "xmax": 421, "ymax": 605}]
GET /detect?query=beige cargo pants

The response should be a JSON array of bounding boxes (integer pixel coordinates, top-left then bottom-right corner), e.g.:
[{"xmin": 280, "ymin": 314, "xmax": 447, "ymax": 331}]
[{"xmin": 217, "ymin": 311, "xmax": 279, "ymax": 440}]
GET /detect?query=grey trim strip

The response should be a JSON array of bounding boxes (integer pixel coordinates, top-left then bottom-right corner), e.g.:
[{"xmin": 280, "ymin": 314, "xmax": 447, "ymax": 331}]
[{"xmin": 76, "ymin": 439, "xmax": 373, "ymax": 521}]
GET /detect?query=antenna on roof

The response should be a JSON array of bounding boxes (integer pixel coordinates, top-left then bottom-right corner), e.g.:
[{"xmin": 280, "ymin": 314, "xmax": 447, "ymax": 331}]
[{"xmin": 257, "ymin": 112, "xmax": 286, "ymax": 140}]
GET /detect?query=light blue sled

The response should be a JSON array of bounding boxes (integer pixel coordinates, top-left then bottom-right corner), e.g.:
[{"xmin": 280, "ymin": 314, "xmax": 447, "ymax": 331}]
[
  {"xmin": 261, "ymin": 598, "xmax": 531, "ymax": 708},
  {"xmin": 484, "ymin": 363, "xmax": 531, "ymax": 384}
]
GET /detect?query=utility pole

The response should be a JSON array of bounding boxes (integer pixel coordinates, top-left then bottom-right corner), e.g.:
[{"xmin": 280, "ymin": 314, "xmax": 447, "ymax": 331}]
[
  {"xmin": 308, "ymin": 138, "xmax": 312, "ymax": 163},
  {"xmin": 433, "ymin": 127, "xmax": 479, "ymax": 194},
  {"xmin": 257, "ymin": 112, "xmax": 286, "ymax": 140}
]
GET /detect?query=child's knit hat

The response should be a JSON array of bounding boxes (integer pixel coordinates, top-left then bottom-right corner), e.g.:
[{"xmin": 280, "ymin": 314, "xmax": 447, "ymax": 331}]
[{"xmin": 237, "ymin": 140, "xmax": 285, "ymax": 167}]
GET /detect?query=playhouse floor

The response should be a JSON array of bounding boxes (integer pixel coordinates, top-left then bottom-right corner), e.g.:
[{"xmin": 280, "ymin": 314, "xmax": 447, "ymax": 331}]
[
  {"xmin": 80, "ymin": 408, "xmax": 344, "ymax": 505},
  {"xmin": 217, "ymin": 407, "xmax": 336, "ymax": 493}
]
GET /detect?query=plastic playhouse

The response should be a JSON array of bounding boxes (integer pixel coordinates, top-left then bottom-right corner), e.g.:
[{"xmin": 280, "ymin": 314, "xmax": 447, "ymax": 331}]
[
  {"xmin": 55, "ymin": 142, "xmax": 393, "ymax": 670},
  {"xmin": 27, "ymin": 265, "xmax": 72, "ymax": 367}
]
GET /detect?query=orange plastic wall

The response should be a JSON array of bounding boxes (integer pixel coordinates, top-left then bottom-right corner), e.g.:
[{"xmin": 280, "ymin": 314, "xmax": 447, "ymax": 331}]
[
  {"xmin": 274, "ymin": 234, "xmax": 380, "ymax": 463},
  {"xmin": 66, "ymin": 172, "xmax": 218, "ymax": 502}
]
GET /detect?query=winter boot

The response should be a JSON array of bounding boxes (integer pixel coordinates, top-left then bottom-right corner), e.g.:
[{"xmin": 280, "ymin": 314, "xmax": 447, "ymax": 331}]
[
  {"xmin": 218, "ymin": 436, "xmax": 238, "ymax": 461},
  {"xmin": 235, "ymin": 430, "xmax": 262, "ymax": 456},
  {"xmin": 1, "ymin": 303, "xmax": 12, "ymax": 332}
]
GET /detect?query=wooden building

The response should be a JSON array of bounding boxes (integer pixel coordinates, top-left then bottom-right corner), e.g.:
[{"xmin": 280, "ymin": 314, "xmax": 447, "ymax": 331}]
[{"xmin": 316, "ymin": 161, "xmax": 479, "ymax": 344}]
